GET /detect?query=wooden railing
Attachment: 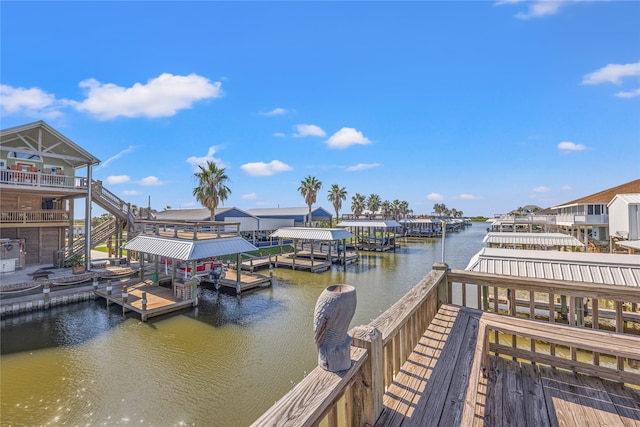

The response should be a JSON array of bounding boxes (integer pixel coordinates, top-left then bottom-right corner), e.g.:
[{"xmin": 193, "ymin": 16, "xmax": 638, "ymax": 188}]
[
  {"xmin": 252, "ymin": 265, "xmax": 640, "ymax": 427},
  {"xmin": 0, "ymin": 209, "xmax": 70, "ymax": 224},
  {"xmin": 91, "ymin": 180, "xmax": 133, "ymax": 224},
  {"xmin": 0, "ymin": 170, "xmax": 86, "ymax": 190},
  {"xmin": 55, "ymin": 218, "xmax": 118, "ymax": 263}
]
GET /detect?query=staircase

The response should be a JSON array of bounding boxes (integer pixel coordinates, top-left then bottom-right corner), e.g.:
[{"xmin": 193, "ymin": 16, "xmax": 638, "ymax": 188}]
[{"xmin": 56, "ymin": 181, "xmax": 139, "ymax": 265}]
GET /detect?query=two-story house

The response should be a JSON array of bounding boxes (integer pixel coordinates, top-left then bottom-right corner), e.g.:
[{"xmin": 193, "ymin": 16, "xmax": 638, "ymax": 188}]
[{"xmin": 0, "ymin": 121, "xmax": 134, "ymax": 269}]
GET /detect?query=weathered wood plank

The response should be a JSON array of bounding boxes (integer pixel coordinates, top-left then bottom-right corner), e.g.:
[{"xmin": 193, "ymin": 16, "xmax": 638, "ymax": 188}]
[
  {"xmin": 374, "ymin": 305, "xmax": 460, "ymax": 427},
  {"xmin": 250, "ymin": 348, "xmax": 367, "ymax": 427},
  {"xmin": 501, "ymin": 358, "xmax": 525, "ymax": 426},
  {"xmin": 520, "ymin": 362, "xmax": 552, "ymax": 427}
]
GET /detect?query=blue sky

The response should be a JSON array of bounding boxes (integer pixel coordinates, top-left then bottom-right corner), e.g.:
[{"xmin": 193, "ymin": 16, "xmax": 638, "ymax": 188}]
[{"xmin": 2, "ymin": 1, "xmax": 639, "ymax": 217}]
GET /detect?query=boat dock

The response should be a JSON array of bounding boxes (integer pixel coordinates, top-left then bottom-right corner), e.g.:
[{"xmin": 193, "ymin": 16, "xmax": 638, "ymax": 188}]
[
  {"xmin": 95, "ymin": 278, "xmax": 196, "ymax": 320},
  {"xmin": 201, "ymin": 268, "xmax": 272, "ymax": 293}
]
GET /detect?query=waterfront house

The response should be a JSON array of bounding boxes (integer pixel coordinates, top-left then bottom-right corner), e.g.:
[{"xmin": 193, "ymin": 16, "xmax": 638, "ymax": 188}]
[
  {"xmin": 0, "ymin": 121, "xmax": 135, "ymax": 269},
  {"xmin": 550, "ymin": 179, "xmax": 640, "ymax": 251},
  {"xmin": 246, "ymin": 206, "xmax": 333, "ymax": 227},
  {"xmin": 608, "ymin": 193, "xmax": 640, "ymax": 254}
]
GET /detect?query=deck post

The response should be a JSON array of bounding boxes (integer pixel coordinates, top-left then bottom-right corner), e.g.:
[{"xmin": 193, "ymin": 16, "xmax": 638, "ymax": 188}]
[
  {"xmin": 106, "ymin": 280, "xmax": 112, "ymax": 306},
  {"xmin": 43, "ymin": 282, "xmax": 50, "ymax": 308},
  {"xmin": 122, "ymin": 286, "xmax": 128, "ymax": 316},
  {"xmin": 433, "ymin": 262, "xmax": 449, "ymax": 305},
  {"xmin": 236, "ymin": 253, "xmax": 241, "ymax": 295},
  {"xmin": 350, "ymin": 325, "xmax": 383, "ymax": 426},
  {"xmin": 141, "ymin": 291, "xmax": 147, "ymax": 321}
]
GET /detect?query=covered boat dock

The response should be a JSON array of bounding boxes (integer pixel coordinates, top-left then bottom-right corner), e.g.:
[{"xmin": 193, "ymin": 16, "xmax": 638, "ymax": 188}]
[
  {"xmin": 483, "ymin": 232, "xmax": 585, "ymax": 251},
  {"xmin": 337, "ymin": 220, "xmax": 401, "ymax": 252},
  {"xmin": 270, "ymin": 227, "xmax": 357, "ymax": 272}
]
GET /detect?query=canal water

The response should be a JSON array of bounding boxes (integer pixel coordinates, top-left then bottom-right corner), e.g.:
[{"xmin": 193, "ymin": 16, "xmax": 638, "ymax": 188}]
[{"xmin": 1, "ymin": 224, "xmax": 487, "ymax": 426}]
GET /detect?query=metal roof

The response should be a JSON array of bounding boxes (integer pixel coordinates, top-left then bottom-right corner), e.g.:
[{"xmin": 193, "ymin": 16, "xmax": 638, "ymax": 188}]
[
  {"xmin": 337, "ymin": 220, "xmax": 401, "ymax": 228},
  {"xmin": 270, "ymin": 227, "xmax": 353, "ymax": 241},
  {"xmin": 121, "ymin": 235, "xmax": 258, "ymax": 260},
  {"xmin": 483, "ymin": 232, "xmax": 584, "ymax": 247},
  {"xmin": 466, "ymin": 248, "xmax": 640, "ymax": 287},
  {"xmin": 616, "ymin": 240, "xmax": 640, "ymax": 251},
  {"xmin": 247, "ymin": 206, "xmax": 332, "ymax": 217}
]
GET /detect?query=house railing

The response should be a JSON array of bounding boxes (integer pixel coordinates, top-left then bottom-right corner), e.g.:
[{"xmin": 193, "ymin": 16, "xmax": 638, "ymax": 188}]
[
  {"xmin": 0, "ymin": 209, "xmax": 70, "ymax": 225},
  {"xmin": 0, "ymin": 170, "xmax": 87, "ymax": 190},
  {"xmin": 556, "ymin": 214, "xmax": 609, "ymax": 226},
  {"xmin": 252, "ymin": 266, "xmax": 640, "ymax": 426},
  {"xmin": 55, "ymin": 218, "xmax": 118, "ymax": 264}
]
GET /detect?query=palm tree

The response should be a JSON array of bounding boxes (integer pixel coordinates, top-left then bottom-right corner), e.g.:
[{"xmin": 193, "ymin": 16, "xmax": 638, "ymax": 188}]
[
  {"xmin": 367, "ymin": 194, "xmax": 381, "ymax": 219},
  {"xmin": 391, "ymin": 199, "xmax": 401, "ymax": 220},
  {"xmin": 399, "ymin": 200, "xmax": 409, "ymax": 219},
  {"xmin": 351, "ymin": 193, "xmax": 366, "ymax": 219},
  {"xmin": 298, "ymin": 175, "xmax": 322, "ymax": 227},
  {"xmin": 381, "ymin": 200, "xmax": 391, "ymax": 219},
  {"xmin": 327, "ymin": 184, "xmax": 347, "ymax": 227},
  {"xmin": 192, "ymin": 161, "xmax": 231, "ymax": 220}
]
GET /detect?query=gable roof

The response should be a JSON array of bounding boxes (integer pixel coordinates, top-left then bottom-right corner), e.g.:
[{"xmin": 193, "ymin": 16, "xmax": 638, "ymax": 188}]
[
  {"xmin": 122, "ymin": 235, "xmax": 258, "ymax": 260},
  {"xmin": 0, "ymin": 121, "xmax": 100, "ymax": 168},
  {"xmin": 553, "ymin": 179, "xmax": 640, "ymax": 208},
  {"xmin": 247, "ymin": 206, "xmax": 332, "ymax": 217},
  {"xmin": 154, "ymin": 207, "xmax": 256, "ymax": 221}
]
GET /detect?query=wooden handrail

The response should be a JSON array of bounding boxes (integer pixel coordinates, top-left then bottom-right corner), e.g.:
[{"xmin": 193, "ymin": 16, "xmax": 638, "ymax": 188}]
[{"xmin": 253, "ymin": 267, "xmax": 640, "ymax": 426}]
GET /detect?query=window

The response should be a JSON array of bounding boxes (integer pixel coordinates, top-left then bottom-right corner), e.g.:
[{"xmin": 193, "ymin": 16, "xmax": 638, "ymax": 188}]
[
  {"xmin": 9, "ymin": 151, "xmax": 42, "ymax": 162},
  {"xmin": 43, "ymin": 165, "xmax": 64, "ymax": 174}
]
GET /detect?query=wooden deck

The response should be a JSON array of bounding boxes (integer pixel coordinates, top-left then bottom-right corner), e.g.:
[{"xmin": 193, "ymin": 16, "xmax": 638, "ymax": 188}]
[
  {"xmin": 272, "ymin": 253, "xmax": 333, "ymax": 273},
  {"xmin": 201, "ymin": 268, "xmax": 271, "ymax": 293},
  {"xmin": 95, "ymin": 279, "xmax": 195, "ymax": 320},
  {"xmin": 374, "ymin": 304, "xmax": 640, "ymax": 426}
]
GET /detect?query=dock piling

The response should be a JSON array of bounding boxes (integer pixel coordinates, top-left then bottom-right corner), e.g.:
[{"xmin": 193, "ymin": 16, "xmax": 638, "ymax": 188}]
[{"xmin": 122, "ymin": 286, "xmax": 128, "ymax": 316}]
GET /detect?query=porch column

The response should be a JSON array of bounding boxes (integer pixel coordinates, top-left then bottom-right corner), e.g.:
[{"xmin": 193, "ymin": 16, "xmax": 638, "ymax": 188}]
[{"xmin": 85, "ymin": 163, "xmax": 93, "ymax": 270}]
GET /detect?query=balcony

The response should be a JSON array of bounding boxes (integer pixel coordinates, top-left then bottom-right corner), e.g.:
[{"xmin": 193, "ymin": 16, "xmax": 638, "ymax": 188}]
[
  {"xmin": 0, "ymin": 210, "xmax": 70, "ymax": 228},
  {"xmin": 0, "ymin": 169, "xmax": 88, "ymax": 193},
  {"xmin": 556, "ymin": 214, "xmax": 609, "ymax": 226}
]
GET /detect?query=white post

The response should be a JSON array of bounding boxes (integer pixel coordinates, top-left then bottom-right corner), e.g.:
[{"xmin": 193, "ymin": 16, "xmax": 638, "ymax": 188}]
[{"xmin": 441, "ymin": 220, "xmax": 446, "ymax": 263}]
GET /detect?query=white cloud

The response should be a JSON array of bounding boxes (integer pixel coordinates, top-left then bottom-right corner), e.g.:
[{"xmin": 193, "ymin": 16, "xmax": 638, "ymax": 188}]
[
  {"xmin": 139, "ymin": 176, "xmax": 163, "ymax": 186},
  {"xmin": 73, "ymin": 73, "xmax": 222, "ymax": 120},
  {"xmin": 0, "ymin": 84, "xmax": 63, "ymax": 119},
  {"xmin": 326, "ymin": 127, "xmax": 371, "ymax": 149},
  {"xmin": 98, "ymin": 146, "xmax": 137, "ymax": 169},
  {"xmin": 496, "ymin": 0, "xmax": 599, "ymax": 19},
  {"xmin": 293, "ymin": 124, "xmax": 326, "ymax": 138},
  {"xmin": 558, "ymin": 141, "xmax": 587, "ymax": 151},
  {"xmin": 260, "ymin": 107, "xmax": 288, "ymax": 116},
  {"xmin": 561, "ymin": 185, "xmax": 572, "ymax": 191},
  {"xmin": 186, "ymin": 146, "xmax": 226, "ymax": 171},
  {"xmin": 427, "ymin": 193, "xmax": 444, "ymax": 201},
  {"xmin": 582, "ymin": 62, "xmax": 640, "ymax": 85},
  {"xmin": 616, "ymin": 88, "xmax": 640, "ymax": 98},
  {"xmin": 240, "ymin": 160, "xmax": 293, "ymax": 176},
  {"xmin": 242, "ymin": 193, "xmax": 257, "ymax": 200},
  {"xmin": 122, "ymin": 190, "xmax": 141, "ymax": 196},
  {"xmin": 273, "ymin": 132, "xmax": 286, "ymax": 137},
  {"xmin": 345, "ymin": 163, "xmax": 380, "ymax": 172},
  {"xmin": 459, "ymin": 194, "xmax": 482, "ymax": 200},
  {"xmin": 105, "ymin": 175, "xmax": 131, "ymax": 184},
  {"xmin": 532, "ymin": 186, "xmax": 550, "ymax": 193}
]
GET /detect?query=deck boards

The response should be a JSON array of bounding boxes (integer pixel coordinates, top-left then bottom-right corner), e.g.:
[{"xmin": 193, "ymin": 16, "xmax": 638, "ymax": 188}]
[{"xmin": 374, "ymin": 304, "xmax": 640, "ymax": 427}]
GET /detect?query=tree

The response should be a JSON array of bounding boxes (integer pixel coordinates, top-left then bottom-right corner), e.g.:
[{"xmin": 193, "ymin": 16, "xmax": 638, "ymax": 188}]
[
  {"xmin": 192, "ymin": 161, "xmax": 231, "ymax": 220},
  {"xmin": 351, "ymin": 193, "xmax": 366, "ymax": 219},
  {"xmin": 327, "ymin": 184, "xmax": 347, "ymax": 227},
  {"xmin": 298, "ymin": 175, "xmax": 322, "ymax": 227},
  {"xmin": 391, "ymin": 199, "xmax": 401, "ymax": 220},
  {"xmin": 399, "ymin": 200, "xmax": 409, "ymax": 219},
  {"xmin": 381, "ymin": 200, "xmax": 391, "ymax": 219},
  {"xmin": 367, "ymin": 194, "xmax": 381, "ymax": 219}
]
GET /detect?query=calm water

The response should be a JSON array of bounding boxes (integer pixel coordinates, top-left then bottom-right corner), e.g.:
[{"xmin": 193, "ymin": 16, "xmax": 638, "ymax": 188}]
[{"xmin": 1, "ymin": 225, "xmax": 486, "ymax": 426}]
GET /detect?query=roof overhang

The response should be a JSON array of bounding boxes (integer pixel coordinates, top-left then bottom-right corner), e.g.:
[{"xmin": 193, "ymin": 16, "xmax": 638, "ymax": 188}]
[
  {"xmin": 465, "ymin": 247, "xmax": 640, "ymax": 287},
  {"xmin": 0, "ymin": 121, "xmax": 100, "ymax": 168},
  {"xmin": 337, "ymin": 220, "xmax": 401, "ymax": 228},
  {"xmin": 270, "ymin": 227, "xmax": 353, "ymax": 241},
  {"xmin": 616, "ymin": 240, "xmax": 640, "ymax": 251},
  {"xmin": 483, "ymin": 232, "xmax": 585, "ymax": 247},
  {"xmin": 121, "ymin": 235, "xmax": 258, "ymax": 260}
]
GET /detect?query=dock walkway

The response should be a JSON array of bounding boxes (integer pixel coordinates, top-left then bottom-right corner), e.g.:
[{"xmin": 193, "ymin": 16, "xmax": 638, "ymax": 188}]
[
  {"xmin": 95, "ymin": 279, "xmax": 195, "ymax": 320},
  {"xmin": 375, "ymin": 304, "xmax": 640, "ymax": 426}
]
